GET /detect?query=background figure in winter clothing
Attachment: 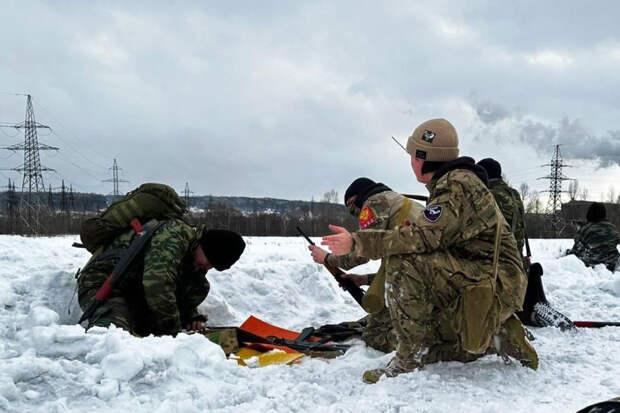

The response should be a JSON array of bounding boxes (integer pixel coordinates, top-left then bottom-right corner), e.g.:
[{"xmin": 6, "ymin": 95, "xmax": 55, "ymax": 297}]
[
  {"xmin": 477, "ymin": 158, "xmax": 526, "ymax": 261},
  {"xmin": 567, "ymin": 202, "xmax": 620, "ymax": 272}
]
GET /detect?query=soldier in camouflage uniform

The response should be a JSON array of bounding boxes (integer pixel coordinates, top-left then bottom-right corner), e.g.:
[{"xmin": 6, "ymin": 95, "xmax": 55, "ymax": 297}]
[
  {"xmin": 322, "ymin": 119, "xmax": 537, "ymax": 383},
  {"xmin": 567, "ymin": 202, "xmax": 620, "ymax": 272},
  {"xmin": 477, "ymin": 158, "xmax": 526, "ymax": 258},
  {"xmin": 309, "ymin": 178, "xmax": 423, "ymax": 352},
  {"xmin": 78, "ymin": 220, "xmax": 245, "ymax": 336}
]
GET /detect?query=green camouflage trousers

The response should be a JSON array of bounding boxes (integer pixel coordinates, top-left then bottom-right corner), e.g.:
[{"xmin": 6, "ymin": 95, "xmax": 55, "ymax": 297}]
[
  {"xmin": 385, "ymin": 252, "xmax": 503, "ymax": 369},
  {"xmin": 78, "ymin": 279, "xmax": 139, "ymax": 334},
  {"xmin": 77, "ymin": 256, "xmax": 150, "ymax": 336},
  {"xmin": 362, "ymin": 306, "xmax": 397, "ymax": 353}
]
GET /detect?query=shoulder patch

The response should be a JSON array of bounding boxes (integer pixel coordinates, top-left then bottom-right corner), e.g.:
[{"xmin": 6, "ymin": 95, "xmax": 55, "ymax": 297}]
[
  {"xmin": 358, "ymin": 205, "xmax": 377, "ymax": 228},
  {"xmin": 423, "ymin": 204, "xmax": 443, "ymax": 223}
]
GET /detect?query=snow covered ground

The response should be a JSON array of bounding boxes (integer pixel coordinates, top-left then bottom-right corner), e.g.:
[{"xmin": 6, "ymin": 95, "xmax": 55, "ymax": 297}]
[{"xmin": 0, "ymin": 235, "xmax": 618, "ymax": 412}]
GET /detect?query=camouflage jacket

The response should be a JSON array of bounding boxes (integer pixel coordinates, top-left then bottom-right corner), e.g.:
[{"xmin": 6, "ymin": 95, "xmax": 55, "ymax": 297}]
[
  {"xmin": 79, "ymin": 218, "xmax": 209, "ymax": 336},
  {"xmin": 326, "ymin": 191, "xmax": 424, "ymax": 277},
  {"xmin": 568, "ymin": 220, "xmax": 620, "ymax": 269},
  {"xmin": 488, "ymin": 178, "xmax": 526, "ymax": 255},
  {"xmin": 351, "ymin": 164, "xmax": 527, "ymax": 316}
]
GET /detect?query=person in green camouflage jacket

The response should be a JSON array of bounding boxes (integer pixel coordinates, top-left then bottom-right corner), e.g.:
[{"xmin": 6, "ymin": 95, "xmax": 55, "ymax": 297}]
[
  {"xmin": 309, "ymin": 178, "xmax": 423, "ymax": 352},
  {"xmin": 477, "ymin": 158, "xmax": 526, "ymax": 258},
  {"xmin": 78, "ymin": 219, "xmax": 245, "ymax": 336},
  {"xmin": 567, "ymin": 202, "xmax": 620, "ymax": 272},
  {"xmin": 322, "ymin": 119, "xmax": 537, "ymax": 383}
]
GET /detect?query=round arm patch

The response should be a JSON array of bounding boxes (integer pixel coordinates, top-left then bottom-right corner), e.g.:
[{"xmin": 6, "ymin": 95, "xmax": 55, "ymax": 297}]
[{"xmin": 423, "ymin": 204, "xmax": 443, "ymax": 223}]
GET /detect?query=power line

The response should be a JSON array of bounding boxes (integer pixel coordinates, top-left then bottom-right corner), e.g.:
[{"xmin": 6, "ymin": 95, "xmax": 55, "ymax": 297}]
[
  {"xmin": 32, "ymin": 96, "xmax": 110, "ymax": 171},
  {"xmin": 102, "ymin": 158, "xmax": 129, "ymax": 199},
  {"xmin": 538, "ymin": 144, "xmax": 573, "ymax": 236},
  {"xmin": 0, "ymin": 94, "xmax": 59, "ymax": 234},
  {"xmin": 183, "ymin": 182, "xmax": 193, "ymax": 208}
]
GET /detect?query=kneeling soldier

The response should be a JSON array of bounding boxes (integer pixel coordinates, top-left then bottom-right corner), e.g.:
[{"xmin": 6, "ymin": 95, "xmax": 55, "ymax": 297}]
[
  {"xmin": 78, "ymin": 221, "xmax": 245, "ymax": 337},
  {"xmin": 309, "ymin": 177, "xmax": 423, "ymax": 352},
  {"xmin": 322, "ymin": 119, "xmax": 538, "ymax": 383}
]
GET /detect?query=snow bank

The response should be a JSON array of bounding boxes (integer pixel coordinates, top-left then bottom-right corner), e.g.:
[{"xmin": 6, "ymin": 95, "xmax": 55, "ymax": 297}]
[{"xmin": 0, "ymin": 236, "xmax": 618, "ymax": 412}]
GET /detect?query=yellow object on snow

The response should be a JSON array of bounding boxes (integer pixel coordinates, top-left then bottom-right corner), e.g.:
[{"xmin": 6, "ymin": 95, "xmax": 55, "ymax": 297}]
[{"xmin": 232, "ymin": 348, "xmax": 305, "ymax": 367}]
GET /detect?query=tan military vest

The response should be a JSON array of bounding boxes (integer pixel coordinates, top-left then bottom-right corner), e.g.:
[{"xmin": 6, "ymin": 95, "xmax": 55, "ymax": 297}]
[{"xmin": 362, "ymin": 191, "xmax": 423, "ymax": 313}]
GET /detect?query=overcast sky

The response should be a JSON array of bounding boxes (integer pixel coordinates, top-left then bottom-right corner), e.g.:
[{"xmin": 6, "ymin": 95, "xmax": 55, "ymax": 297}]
[{"xmin": 1, "ymin": 1, "xmax": 619, "ymax": 204}]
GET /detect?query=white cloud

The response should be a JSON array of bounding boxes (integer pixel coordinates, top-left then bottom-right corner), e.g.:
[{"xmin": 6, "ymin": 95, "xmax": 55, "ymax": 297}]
[
  {"xmin": 526, "ymin": 50, "xmax": 574, "ymax": 68},
  {"xmin": 1, "ymin": 1, "xmax": 619, "ymax": 200}
]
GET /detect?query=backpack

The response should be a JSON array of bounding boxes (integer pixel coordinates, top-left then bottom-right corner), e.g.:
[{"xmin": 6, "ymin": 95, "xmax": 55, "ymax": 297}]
[{"xmin": 80, "ymin": 183, "xmax": 187, "ymax": 253}]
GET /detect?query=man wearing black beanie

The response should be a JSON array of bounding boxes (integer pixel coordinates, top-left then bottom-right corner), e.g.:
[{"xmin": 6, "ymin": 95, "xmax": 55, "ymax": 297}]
[
  {"xmin": 78, "ymin": 219, "xmax": 245, "ymax": 337},
  {"xmin": 308, "ymin": 177, "xmax": 423, "ymax": 353},
  {"xmin": 477, "ymin": 158, "xmax": 526, "ymax": 259},
  {"xmin": 567, "ymin": 202, "xmax": 620, "ymax": 271}
]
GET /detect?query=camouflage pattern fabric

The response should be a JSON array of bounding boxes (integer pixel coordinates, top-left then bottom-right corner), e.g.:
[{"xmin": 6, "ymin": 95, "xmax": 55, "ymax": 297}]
[
  {"xmin": 200, "ymin": 328, "xmax": 240, "ymax": 355},
  {"xmin": 351, "ymin": 169, "xmax": 527, "ymax": 371},
  {"xmin": 327, "ymin": 191, "xmax": 423, "ymax": 352},
  {"xmin": 361, "ymin": 306, "xmax": 397, "ymax": 353},
  {"xmin": 487, "ymin": 178, "xmax": 526, "ymax": 257},
  {"xmin": 568, "ymin": 220, "xmax": 620, "ymax": 271},
  {"xmin": 325, "ymin": 252, "xmax": 369, "ymax": 271},
  {"xmin": 326, "ymin": 192, "xmax": 423, "ymax": 271},
  {"xmin": 78, "ymin": 218, "xmax": 209, "ymax": 336}
]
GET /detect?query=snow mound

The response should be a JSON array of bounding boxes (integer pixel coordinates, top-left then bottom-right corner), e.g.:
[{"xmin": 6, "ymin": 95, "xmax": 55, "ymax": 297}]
[{"xmin": 0, "ymin": 235, "xmax": 618, "ymax": 412}]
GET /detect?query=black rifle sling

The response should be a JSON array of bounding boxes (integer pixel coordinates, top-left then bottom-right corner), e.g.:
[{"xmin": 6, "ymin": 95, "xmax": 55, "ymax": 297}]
[{"xmin": 81, "ymin": 220, "xmax": 165, "ymax": 328}]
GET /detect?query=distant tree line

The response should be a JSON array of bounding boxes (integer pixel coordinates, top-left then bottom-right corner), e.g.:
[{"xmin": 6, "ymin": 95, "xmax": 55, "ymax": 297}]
[
  {"xmin": 2, "ymin": 187, "xmax": 618, "ymax": 239},
  {"xmin": 0, "ymin": 192, "xmax": 358, "ymax": 237}
]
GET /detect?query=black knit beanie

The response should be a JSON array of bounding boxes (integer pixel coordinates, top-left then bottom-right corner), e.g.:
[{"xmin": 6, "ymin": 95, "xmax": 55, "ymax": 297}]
[
  {"xmin": 477, "ymin": 158, "xmax": 502, "ymax": 180},
  {"xmin": 586, "ymin": 202, "xmax": 606, "ymax": 223},
  {"xmin": 344, "ymin": 178, "xmax": 376, "ymax": 205},
  {"xmin": 200, "ymin": 230, "xmax": 246, "ymax": 271}
]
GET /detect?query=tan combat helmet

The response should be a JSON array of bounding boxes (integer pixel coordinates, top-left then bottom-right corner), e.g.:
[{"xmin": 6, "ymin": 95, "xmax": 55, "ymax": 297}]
[{"xmin": 406, "ymin": 118, "xmax": 459, "ymax": 162}]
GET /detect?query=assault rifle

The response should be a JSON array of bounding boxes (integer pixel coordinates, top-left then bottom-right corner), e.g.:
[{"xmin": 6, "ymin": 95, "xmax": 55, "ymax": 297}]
[
  {"xmin": 78, "ymin": 219, "xmax": 164, "ymax": 330},
  {"xmin": 296, "ymin": 226, "xmax": 365, "ymax": 307}
]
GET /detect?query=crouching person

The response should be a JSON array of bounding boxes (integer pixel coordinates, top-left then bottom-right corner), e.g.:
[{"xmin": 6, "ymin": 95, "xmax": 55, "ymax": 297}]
[
  {"xmin": 322, "ymin": 119, "xmax": 538, "ymax": 383},
  {"xmin": 78, "ymin": 221, "xmax": 245, "ymax": 337}
]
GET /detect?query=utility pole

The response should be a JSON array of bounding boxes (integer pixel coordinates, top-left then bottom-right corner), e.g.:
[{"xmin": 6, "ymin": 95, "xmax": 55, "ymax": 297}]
[
  {"xmin": 4, "ymin": 179, "xmax": 18, "ymax": 234},
  {"xmin": 60, "ymin": 180, "xmax": 68, "ymax": 214},
  {"xmin": 59, "ymin": 179, "xmax": 69, "ymax": 233},
  {"xmin": 1, "ymin": 94, "xmax": 59, "ymax": 234},
  {"xmin": 183, "ymin": 182, "xmax": 193, "ymax": 209},
  {"xmin": 102, "ymin": 159, "xmax": 129, "ymax": 201},
  {"xmin": 47, "ymin": 184, "xmax": 55, "ymax": 211},
  {"xmin": 69, "ymin": 184, "xmax": 75, "ymax": 211},
  {"xmin": 538, "ymin": 144, "xmax": 572, "ymax": 236}
]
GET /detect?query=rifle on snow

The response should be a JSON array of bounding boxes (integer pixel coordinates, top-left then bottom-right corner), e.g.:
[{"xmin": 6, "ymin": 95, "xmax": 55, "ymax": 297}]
[
  {"xmin": 296, "ymin": 226, "xmax": 364, "ymax": 307},
  {"xmin": 521, "ymin": 248, "xmax": 620, "ymax": 330},
  {"xmin": 78, "ymin": 219, "xmax": 164, "ymax": 330}
]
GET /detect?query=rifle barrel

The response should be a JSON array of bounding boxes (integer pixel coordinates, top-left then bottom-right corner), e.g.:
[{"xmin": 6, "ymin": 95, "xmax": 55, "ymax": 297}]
[
  {"xmin": 296, "ymin": 225, "xmax": 364, "ymax": 307},
  {"xmin": 296, "ymin": 226, "xmax": 315, "ymax": 245}
]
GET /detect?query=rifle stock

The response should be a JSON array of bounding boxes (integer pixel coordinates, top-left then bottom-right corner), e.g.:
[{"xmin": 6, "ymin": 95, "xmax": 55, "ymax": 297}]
[{"xmin": 296, "ymin": 226, "xmax": 364, "ymax": 306}]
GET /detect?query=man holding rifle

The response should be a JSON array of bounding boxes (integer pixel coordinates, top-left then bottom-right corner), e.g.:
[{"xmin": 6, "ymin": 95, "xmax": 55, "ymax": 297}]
[
  {"xmin": 308, "ymin": 178, "xmax": 423, "ymax": 352},
  {"xmin": 322, "ymin": 119, "xmax": 538, "ymax": 383}
]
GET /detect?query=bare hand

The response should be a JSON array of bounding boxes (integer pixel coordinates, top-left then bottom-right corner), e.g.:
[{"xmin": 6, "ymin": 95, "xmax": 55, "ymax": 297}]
[
  {"xmin": 309, "ymin": 245, "xmax": 329, "ymax": 264},
  {"xmin": 185, "ymin": 320, "xmax": 206, "ymax": 331},
  {"xmin": 321, "ymin": 225, "xmax": 353, "ymax": 255},
  {"xmin": 340, "ymin": 273, "xmax": 369, "ymax": 287}
]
